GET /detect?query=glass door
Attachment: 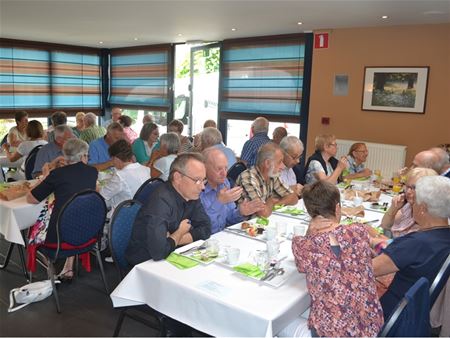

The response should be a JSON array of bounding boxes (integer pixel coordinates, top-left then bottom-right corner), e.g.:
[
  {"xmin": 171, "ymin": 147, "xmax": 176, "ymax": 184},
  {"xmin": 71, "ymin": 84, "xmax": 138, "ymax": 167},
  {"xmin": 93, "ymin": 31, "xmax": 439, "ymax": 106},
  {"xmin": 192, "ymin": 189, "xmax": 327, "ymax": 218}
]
[{"xmin": 188, "ymin": 43, "xmax": 220, "ymax": 136}]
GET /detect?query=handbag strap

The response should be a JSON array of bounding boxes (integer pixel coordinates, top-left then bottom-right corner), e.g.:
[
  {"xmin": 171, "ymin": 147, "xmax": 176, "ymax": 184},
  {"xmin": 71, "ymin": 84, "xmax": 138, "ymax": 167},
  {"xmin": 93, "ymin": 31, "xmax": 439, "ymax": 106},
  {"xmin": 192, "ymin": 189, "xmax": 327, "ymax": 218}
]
[{"xmin": 8, "ymin": 289, "xmax": 30, "ymax": 313}]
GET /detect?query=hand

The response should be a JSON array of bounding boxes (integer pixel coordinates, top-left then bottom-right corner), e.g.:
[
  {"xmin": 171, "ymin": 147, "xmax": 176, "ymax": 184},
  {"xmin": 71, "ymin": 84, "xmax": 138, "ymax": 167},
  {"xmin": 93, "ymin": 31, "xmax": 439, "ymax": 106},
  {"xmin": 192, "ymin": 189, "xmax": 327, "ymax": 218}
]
[
  {"xmin": 391, "ymin": 193, "xmax": 406, "ymax": 211},
  {"xmin": 178, "ymin": 219, "xmax": 192, "ymax": 235},
  {"xmin": 292, "ymin": 183, "xmax": 304, "ymax": 196},
  {"xmin": 361, "ymin": 168, "xmax": 372, "ymax": 177},
  {"xmin": 217, "ymin": 186, "xmax": 243, "ymax": 204},
  {"xmin": 239, "ymin": 198, "xmax": 265, "ymax": 216},
  {"xmin": 2, "ymin": 143, "xmax": 10, "ymax": 152},
  {"xmin": 51, "ymin": 156, "xmax": 66, "ymax": 169},
  {"xmin": 337, "ymin": 156, "xmax": 348, "ymax": 170}
]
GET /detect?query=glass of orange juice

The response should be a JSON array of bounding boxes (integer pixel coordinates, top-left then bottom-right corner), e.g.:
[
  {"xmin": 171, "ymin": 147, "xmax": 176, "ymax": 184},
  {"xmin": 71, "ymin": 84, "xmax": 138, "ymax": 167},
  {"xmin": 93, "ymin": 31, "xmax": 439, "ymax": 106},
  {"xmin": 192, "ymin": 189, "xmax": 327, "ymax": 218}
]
[{"xmin": 392, "ymin": 183, "xmax": 402, "ymax": 194}]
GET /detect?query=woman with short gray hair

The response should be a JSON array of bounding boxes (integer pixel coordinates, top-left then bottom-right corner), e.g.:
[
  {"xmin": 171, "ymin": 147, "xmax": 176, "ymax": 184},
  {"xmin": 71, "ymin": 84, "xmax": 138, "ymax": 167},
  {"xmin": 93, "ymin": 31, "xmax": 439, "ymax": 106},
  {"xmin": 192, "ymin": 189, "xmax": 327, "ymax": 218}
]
[
  {"xmin": 149, "ymin": 132, "xmax": 180, "ymax": 181},
  {"xmin": 373, "ymin": 175, "xmax": 450, "ymax": 320},
  {"xmin": 27, "ymin": 137, "xmax": 98, "ymax": 281}
]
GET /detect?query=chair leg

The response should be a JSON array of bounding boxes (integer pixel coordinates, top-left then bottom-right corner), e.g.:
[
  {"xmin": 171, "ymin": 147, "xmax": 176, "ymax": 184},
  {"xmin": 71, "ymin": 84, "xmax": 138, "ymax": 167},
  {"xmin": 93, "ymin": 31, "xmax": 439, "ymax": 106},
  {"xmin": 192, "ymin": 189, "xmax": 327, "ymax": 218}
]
[
  {"xmin": 0, "ymin": 243, "xmax": 14, "ymax": 269},
  {"xmin": 47, "ymin": 262, "xmax": 61, "ymax": 313},
  {"xmin": 113, "ymin": 309, "xmax": 127, "ymax": 337},
  {"xmin": 95, "ymin": 248, "xmax": 109, "ymax": 294},
  {"xmin": 17, "ymin": 245, "xmax": 30, "ymax": 281}
]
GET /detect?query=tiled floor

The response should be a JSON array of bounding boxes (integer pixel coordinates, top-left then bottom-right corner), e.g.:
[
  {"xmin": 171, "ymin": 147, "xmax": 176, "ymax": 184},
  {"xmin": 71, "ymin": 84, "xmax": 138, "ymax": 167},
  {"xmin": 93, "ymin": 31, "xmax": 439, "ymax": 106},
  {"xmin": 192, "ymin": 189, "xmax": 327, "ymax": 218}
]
[{"xmin": 0, "ymin": 239, "xmax": 160, "ymax": 337}]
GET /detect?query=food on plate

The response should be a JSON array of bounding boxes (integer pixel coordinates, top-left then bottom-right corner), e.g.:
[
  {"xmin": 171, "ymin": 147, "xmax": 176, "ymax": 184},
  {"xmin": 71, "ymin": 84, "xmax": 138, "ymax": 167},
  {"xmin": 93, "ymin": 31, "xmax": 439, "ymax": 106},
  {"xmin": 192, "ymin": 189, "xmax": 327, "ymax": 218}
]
[
  {"xmin": 246, "ymin": 227, "xmax": 257, "ymax": 237},
  {"xmin": 241, "ymin": 221, "xmax": 252, "ymax": 230}
]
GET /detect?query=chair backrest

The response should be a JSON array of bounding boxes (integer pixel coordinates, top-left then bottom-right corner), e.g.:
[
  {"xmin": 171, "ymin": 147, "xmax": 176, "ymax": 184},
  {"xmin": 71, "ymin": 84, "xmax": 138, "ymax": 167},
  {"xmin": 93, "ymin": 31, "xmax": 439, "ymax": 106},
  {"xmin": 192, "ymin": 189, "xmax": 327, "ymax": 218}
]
[
  {"xmin": 379, "ymin": 277, "xmax": 431, "ymax": 337},
  {"xmin": 429, "ymin": 252, "xmax": 450, "ymax": 307},
  {"xmin": 109, "ymin": 199, "xmax": 142, "ymax": 279},
  {"xmin": 133, "ymin": 177, "xmax": 163, "ymax": 205},
  {"xmin": 56, "ymin": 189, "xmax": 107, "ymax": 247},
  {"xmin": 227, "ymin": 161, "xmax": 247, "ymax": 187},
  {"xmin": 24, "ymin": 145, "xmax": 43, "ymax": 180}
]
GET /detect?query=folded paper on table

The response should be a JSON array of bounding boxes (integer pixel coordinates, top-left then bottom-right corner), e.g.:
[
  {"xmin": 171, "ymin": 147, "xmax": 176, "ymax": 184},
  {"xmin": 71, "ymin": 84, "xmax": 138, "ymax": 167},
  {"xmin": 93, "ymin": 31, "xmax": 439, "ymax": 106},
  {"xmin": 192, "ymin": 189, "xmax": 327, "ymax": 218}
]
[
  {"xmin": 344, "ymin": 190, "xmax": 381, "ymax": 202},
  {"xmin": 341, "ymin": 206, "xmax": 365, "ymax": 217},
  {"xmin": 166, "ymin": 253, "xmax": 199, "ymax": 269}
]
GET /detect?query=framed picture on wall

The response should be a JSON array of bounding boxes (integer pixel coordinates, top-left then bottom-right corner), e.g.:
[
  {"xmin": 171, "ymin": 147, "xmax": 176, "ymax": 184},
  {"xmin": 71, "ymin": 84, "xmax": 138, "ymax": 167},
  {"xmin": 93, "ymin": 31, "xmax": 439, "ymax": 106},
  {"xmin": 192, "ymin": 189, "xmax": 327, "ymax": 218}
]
[{"xmin": 362, "ymin": 66, "xmax": 429, "ymax": 113}]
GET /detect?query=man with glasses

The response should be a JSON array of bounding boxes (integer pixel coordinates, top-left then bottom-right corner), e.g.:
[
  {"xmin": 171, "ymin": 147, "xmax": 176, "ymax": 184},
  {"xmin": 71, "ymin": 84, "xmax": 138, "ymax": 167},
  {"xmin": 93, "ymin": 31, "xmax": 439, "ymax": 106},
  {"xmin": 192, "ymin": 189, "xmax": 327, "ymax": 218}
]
[
  {"xmin": 236, "ymin": 143, "xmax": 298, "ymax": 218},
  {"xmin": 126, "ymin": 152, "xmax": 211, "ymax": 265},
  {"xmin": 279, "ymin": 136, "xmax": 304, "ymax": 197}
]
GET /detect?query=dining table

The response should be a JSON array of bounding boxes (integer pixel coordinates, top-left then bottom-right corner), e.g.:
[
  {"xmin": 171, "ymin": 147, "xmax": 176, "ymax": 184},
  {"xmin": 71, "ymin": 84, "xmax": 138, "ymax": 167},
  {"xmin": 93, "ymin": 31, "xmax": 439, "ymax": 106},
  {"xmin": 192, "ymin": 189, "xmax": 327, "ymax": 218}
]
[{"xmin": 110, "ymin": 190, "xmax": 392, "ymax": 337}]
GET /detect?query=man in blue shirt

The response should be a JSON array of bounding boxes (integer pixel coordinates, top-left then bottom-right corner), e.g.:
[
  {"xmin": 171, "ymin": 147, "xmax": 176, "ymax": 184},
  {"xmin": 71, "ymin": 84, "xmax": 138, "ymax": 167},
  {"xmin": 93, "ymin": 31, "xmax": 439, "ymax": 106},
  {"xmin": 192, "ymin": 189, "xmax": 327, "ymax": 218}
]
[
  {"xmin": 200, "ymin": 127, "xmax": 236, "ymax": 170},
  {"xmin": 240, "ymin": 117, "xmax": 271, "ymax": 167},
  {"xmin": 33, "ymin": 125, "xmax": 74, "ymax": 177},
  {"xmin": 88, "ymin": 122, "xmax": 124, "ymax": 171},
  {"xmin": 200, "ymin": 147, "xmax": 264, "ymax": 234}
]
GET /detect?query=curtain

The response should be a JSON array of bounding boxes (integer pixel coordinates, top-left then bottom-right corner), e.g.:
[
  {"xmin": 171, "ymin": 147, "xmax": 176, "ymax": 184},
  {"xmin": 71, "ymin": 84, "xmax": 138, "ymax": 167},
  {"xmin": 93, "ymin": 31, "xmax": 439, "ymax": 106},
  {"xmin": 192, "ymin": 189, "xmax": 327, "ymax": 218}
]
[{"xmin": 220, "ymin": 35, "xmax": 306, "ymax": 117}]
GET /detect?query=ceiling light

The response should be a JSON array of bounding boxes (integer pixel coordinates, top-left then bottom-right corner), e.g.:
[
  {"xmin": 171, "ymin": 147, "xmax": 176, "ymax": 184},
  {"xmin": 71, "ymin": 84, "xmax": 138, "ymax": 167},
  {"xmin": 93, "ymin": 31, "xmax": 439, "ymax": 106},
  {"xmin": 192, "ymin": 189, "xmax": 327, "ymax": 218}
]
[
  {"xmin": 134, "ymin": 37, "xmax": 138, "ymax": 41},
  {"xmin": 297, "ymin": 22, "xmax": 303, "ymax": 25},
  {"xmin": 99, "ymin": 41, "xmax": 103, "ymax": 44},
  {"xmin": 231, "ymin": 28, "xmax": 237, "ymax": 31},
  {"xmin": 381, "ymin": 15, "xmax": 388, "ymax": 19},
  {"xmin": 178, "ymin": 33, "xmax": 183, "ymax": 37}
]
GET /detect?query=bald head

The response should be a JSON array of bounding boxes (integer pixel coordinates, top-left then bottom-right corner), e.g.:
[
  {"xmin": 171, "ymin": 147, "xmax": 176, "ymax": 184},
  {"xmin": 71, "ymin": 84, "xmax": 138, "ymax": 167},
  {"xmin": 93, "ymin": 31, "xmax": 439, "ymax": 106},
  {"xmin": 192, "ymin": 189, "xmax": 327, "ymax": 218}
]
[
  {"xmin": 203, "ymin": 148, "xmax": 228, "ymax": 188},
  {"xmin": 412, "ymin": 150, "xmax": 439, "ymax": 170},
  {"xmin": 252, "ymin": 117, "xmax": 269, "ymax": 134},
  {"xmin": 429, "ymin": 147, "xmax": 449, "ymax": 174}
]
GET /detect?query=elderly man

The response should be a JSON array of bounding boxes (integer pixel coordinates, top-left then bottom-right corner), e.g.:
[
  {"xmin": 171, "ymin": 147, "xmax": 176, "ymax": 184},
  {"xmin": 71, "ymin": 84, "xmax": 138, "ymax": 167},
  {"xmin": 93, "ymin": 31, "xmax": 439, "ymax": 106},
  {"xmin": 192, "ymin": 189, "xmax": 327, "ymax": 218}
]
[
  {"xmin": 104, "ymin": 107, "xmax": 122, "ymax": 128},
  {"xmin": 240, "ymin": 117, "xmax": 270, "ymax": 167},
  {"xmin": 237, "ymin": 142, "xmax": 298, "ymax": 217},
  {"xmin": 201, "ymin": 127, "xmax": 236, "ymax": 169},
  {"xmin": 430, "ymin": 147, "xmax": 450, "ymax": 178},
  {"xmin": 32, "ymin": 125, "xmax": 74, "ymax": 177},
  {"xmin": 88, "ymin": 122, "xmax": 124, "ymax": 171},
  {"xmin": 200, "ymin": 148, "xmax": 264, "ymax": 234},
  {"xmin": 279, "ymin": 136, "xmax": 304, "ymax": 197},
  {"xmin": 79, "ymin": 112, "xmax": 106, "ymax": 144},
  {"xmin": 126, "ymin": 153, "xmax": 211, "ymax": 264},
  {"xmin": 411, "ymin": 150, "xmax": 439, "ymax": 169},
  {"xmin": 46, "ymin": 111, "xmax": 67, "ymax": 143},
  {"xmin": 272, "ymin": 126, "xmax": 287, "ymax": 145}
]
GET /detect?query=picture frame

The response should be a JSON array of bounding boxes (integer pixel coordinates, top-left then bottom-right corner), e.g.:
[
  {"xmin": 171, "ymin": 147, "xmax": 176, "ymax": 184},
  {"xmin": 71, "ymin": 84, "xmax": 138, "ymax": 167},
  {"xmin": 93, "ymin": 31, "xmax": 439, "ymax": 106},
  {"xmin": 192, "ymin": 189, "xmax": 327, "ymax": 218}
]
[{"xmin": 362, "ymin": 66, "xmax": 429, "ymax": 113}]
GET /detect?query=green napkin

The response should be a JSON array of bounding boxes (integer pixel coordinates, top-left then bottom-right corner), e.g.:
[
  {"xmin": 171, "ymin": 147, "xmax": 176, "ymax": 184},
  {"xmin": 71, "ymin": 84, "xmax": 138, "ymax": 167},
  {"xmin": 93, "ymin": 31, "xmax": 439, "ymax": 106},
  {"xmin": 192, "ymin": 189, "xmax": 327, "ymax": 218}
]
[
  {"xmin": 233, "ymin": 263, "xmax": 265, "ymax": 279},
  {"xmin": 256, "ymin": 217, "xmax": 269, "ymax": 226},
  {"xmin": 166, "ymin": 253, "xmax": 199, "ymax": 269},
  {"xmin": 273, "ymin": 204, "xmax": 284, "ymax": 211},
  {"xmin": 281, "ymin": 207, "xmax": 304, "ymax": 216}
]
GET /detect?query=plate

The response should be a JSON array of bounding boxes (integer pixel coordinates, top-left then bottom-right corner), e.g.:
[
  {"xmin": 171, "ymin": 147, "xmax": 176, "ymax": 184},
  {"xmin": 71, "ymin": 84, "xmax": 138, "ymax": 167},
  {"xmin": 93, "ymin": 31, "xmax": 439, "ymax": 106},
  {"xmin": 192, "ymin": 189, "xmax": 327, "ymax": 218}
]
[
  {"xmin": 224, "ymin": 221, "xmax": 267, "ymax": 242},
  {"xmin": 232, "ymin": 260, "xmax": 297, "ymax": 288},
  {"xmin": 174, "ymin": 240, "xmax": 219, "ymax": 265}
]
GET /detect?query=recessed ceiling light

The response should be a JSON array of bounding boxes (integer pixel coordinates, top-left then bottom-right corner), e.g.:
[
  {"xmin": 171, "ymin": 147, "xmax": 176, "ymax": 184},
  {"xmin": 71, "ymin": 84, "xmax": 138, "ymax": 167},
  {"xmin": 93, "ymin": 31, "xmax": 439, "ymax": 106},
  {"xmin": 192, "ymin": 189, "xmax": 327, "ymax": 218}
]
[
  {"xmin": 231, "ymin": 28, "xmax": 237, "ymax": 31},
  {"xmin": 134, "ymin": 37, "xmax": 138, "ymax": 41},
  {"xmin": 381, "ymin": 15, "xmax": 388, "ymax": 19},
  {"xmin": 178, "ymin": 33, "xmax": 183, "ymax": 37},
  {"xmin": 99, "ymin": 41, "xmax": 103, "ymax": 44},
  {"xmin": 297, "ymin": 22, "xmax": 303, "ymax": 25}
]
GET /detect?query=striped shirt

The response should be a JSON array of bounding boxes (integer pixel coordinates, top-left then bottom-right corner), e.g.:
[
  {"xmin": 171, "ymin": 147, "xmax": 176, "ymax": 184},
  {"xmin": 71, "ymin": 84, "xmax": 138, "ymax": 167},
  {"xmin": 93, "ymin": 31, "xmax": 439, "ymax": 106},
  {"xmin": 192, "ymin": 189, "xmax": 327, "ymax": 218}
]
[
  {"xmin": 240, "ymin": 132, "xmax": 271, "ymax": 167},
  {"xmin": 79, "ymin": 126, "xmax": 106, "ymax": 144},
  {"xmin": 236, "ymin": 166, "xmax": 292, "ymax": 204}
]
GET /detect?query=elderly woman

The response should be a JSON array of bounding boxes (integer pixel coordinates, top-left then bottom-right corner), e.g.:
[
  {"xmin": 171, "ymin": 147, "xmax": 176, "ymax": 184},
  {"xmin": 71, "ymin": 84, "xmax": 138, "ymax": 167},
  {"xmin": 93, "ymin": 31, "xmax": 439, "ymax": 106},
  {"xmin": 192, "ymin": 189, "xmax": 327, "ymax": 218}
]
[
  {"xmin": 148, "ymin": 132, "xmax": 180, "ymax": 181},
  {"xmin": 167, "ymin": 119, "xmax": 193, "ymax": 153},
  {"xmin": 27, "ymin": 138, "xmax": 98, "ymax": 280},
  {"xmin": 72, "ymin": 111, "xmax": 85, "ymax": 137},
  {"xmin": 380, "ymin": 167, "xmax": 438, "ymax": 238},
  {"xmin": 100, "ymin": 139, "xmax": 150, "ymax": 212},
  {"xmin": 5, "ymin": 110, "xmax": 29, "ymax": 148},
  {"xmin": 373, "ymin": 175, "xmax": 450, "ymax": 319},
  {"xmin": 343, "ymin": 142, "xmax": 372, "ymax": 180},
  {"xmin": 118, "ymin": 115, "xmax": 138, "ymax": 144},
  {"xmin": 281, "ymin": 181, "xmax": 383, "ymax": 337},
  {"xmin": 4, "ymin": 120, "xmax": 47, "ymax": 174},
  {"xmin": 304, "ymin": 134, "xmax": 348, "ymax": 184},
  {"xmin": 132, "ymin": 122, "xmax": 159, "ymax": 164}
]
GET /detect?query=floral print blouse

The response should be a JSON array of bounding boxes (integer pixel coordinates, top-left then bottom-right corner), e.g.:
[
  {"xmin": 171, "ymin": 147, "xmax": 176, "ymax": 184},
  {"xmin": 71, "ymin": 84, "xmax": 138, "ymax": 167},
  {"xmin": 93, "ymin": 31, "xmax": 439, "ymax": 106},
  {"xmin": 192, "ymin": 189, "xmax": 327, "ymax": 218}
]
[{"xmin": 292, "ymin": 223, "xmax": 384, "ymax": 337}]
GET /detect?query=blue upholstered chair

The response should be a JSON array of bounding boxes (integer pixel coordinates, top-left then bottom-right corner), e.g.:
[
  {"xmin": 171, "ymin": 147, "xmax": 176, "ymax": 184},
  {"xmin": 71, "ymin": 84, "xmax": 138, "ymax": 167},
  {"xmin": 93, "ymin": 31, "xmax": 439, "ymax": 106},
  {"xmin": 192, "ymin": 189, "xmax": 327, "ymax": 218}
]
[
  {"xmin": 227, "ymin": 161, "xmax": 247, "ymax": 187},
  {"xmin": 38, "ymin": 189, "xmax": 109, "ymax": 313},
  {"xmin": 429, "ymin": 252, "xmax": 450, "ymax": 307},
  {"xmin": 109, "ymin": 199, "xmax": 162, "ymax": 336},
  {"xmin": 133, "ymin": 177, "xmax": 163, "ymax": 205},
  {"xmin": 379, "ymin": 277, "xmax": 431, "ymax": 337},
  {"xmin": 24, "ymin": 144, "xmax": 43, "ymax": 180}
]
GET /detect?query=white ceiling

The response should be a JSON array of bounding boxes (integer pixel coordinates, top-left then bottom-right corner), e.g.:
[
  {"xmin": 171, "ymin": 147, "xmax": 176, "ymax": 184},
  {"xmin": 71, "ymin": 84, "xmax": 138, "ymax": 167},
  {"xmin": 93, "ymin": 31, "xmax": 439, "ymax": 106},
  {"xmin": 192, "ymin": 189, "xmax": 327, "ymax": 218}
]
[{"xmin": 1, "ymin": 0, "xmax": 449, "ymax": 48}]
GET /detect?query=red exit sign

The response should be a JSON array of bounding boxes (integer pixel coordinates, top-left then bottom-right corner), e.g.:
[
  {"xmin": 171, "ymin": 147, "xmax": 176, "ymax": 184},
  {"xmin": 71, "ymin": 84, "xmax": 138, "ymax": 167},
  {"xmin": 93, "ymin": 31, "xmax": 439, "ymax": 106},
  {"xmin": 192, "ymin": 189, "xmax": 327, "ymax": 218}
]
[{"xmin": 314, "ymin": 33, "xmax": 329, "ymax": 49}]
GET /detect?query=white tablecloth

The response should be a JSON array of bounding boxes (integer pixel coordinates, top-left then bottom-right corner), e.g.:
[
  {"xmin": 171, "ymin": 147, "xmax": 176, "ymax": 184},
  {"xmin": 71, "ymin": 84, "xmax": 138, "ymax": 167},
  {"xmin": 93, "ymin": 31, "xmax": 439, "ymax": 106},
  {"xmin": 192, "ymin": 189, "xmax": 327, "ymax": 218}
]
[
  {"xmin": 0, "ymin": 195, "xmax": 44, "ymax": 245},
  {"xmin": 111, "ymin": 230, "xmax": 311, "ymax": 337}
]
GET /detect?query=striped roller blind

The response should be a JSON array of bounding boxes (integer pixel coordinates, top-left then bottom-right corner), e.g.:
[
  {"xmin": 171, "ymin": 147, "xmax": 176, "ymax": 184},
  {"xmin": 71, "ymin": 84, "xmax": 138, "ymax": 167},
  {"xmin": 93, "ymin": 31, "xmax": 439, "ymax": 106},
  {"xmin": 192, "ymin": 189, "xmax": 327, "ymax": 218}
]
[
  {"xmin": 0, "ymin": 46, "xmax": 101, "ymax": 110},
  {"xmin": 51, "ymin": 51, "xmax": 101, "ymax": 108},
  {"xmin": 0, "ymin": 47, "xmax": 51, "ymax": 109},
  {"xmin": 109, "ymin": 45, "xmax": 171, "ymax": 109},
  {"xmin": 220, "ymin": 35, "xmax": 306, "ymax": 117}
]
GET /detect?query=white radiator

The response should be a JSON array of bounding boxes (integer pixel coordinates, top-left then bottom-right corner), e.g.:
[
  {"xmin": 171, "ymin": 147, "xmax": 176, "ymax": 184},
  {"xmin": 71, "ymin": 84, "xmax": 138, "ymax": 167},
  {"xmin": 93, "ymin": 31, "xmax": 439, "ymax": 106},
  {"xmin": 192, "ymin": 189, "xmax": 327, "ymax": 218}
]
[{"xmin": 336, "ymin": 139, "xmax": 407, "ymax": 178}]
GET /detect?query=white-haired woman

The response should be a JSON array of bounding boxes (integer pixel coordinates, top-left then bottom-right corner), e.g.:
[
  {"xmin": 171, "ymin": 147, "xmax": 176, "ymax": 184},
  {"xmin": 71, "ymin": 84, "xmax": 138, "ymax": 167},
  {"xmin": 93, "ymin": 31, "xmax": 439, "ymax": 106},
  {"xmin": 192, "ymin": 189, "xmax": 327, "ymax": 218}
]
[
  {"xmin": 149, "ymin": 132, "xmax": 180, "ymax": 181},
  {"xmin": 373, "ymin": 175, "xmax": 450, "ymax": 320},
  {"xmin": 27, "ymin": 138, "xmax": 98, "ymax": 281}
]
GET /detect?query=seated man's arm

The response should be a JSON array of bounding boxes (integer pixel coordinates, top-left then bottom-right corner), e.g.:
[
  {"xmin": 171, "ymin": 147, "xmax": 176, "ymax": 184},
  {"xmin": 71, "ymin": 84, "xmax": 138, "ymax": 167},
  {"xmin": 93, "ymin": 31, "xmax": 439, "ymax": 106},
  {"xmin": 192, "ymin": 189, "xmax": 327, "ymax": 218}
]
[
  {"xmin": 273, "ymin": 177, "xmax": 298, "ymax": 206},
  {"xmin": 92, "ymin": 160, "xmax": 114, "ymax": 172},
  {"xmin": 184, "ymin": 200, "xmax": 211, "ymax": 243},
  {"xmin": 32, "ymin": 147, "xmax": 46, "ymax": 178},
  {"xmin": 88, "ymin": 142, "xmax": 113, "ymax": 171},
  {"xmin": 372, "ymin": 253, "xmax": 399, "ymax": 277}
]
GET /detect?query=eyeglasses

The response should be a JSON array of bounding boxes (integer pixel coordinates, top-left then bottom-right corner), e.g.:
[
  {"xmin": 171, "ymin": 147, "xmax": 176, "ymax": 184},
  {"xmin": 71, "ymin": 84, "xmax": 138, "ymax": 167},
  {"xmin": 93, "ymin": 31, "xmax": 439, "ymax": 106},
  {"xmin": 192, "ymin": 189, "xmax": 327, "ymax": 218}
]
[
  {"xmin": 179, "ymin": 172, "xmax": 207, "ymax": 185},
  {"xmin": 354, "ymin": 149, "xmax": 368, "ymax": 153},
  {"xmin": 328, "ymin": 143, "xmax": 337, "ymax": 147},
  {"xmin": 286, "ymin": 151, "xmax": 302, "ymax": 162},
  {"xmin": 405, "ymin": 184, "xmax": 416, "ymax": 191}
]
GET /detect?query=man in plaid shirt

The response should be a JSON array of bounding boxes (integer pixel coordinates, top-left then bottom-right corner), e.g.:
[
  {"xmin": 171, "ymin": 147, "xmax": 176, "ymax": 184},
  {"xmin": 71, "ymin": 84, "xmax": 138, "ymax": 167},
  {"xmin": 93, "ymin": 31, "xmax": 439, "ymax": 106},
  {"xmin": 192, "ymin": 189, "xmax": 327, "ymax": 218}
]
[{"xmin": 240, "ymin": 117, "xmax": 271, "ymax": 167}]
